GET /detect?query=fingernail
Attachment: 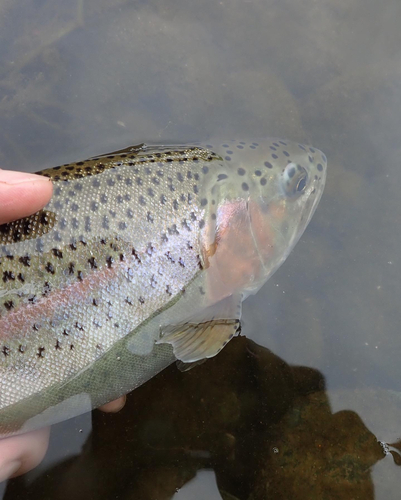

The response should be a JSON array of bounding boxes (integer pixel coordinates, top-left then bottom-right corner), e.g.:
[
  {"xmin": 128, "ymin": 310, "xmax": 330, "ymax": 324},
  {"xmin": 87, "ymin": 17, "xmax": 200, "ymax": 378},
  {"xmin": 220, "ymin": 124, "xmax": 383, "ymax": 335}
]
[
  {"xmin": 98, "ymin": 395, "xmax": 126, "ymax": 413},
  {"xmin": 0, "ymin": 170, "xmax": 50, "ymax": 185},
  {"xmin": 0, "ymin": 460, "xmax": 21, "ymax": 483}
]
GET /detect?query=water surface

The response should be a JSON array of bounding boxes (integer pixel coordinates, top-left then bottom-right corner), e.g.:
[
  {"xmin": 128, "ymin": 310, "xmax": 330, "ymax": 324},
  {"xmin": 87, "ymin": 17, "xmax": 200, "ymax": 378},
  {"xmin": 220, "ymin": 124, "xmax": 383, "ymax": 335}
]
[{"xmin": 1, "ymin": 0, "xmax": 401, "ymax": 498}]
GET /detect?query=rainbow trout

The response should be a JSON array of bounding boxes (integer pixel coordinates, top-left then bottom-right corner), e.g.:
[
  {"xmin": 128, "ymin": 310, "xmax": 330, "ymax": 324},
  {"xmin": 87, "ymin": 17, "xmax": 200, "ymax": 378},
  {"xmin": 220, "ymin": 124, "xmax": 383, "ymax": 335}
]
[{"xmin": 0, "ymin": 139, "xmax": 326, "ymax": 436}]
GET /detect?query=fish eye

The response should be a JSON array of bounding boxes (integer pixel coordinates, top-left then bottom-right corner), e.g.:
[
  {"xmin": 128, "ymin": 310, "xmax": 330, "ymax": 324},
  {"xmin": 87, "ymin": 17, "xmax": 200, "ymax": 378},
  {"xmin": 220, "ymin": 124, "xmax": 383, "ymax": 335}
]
[{"xmin": 281, "ymin": 163, "xmax": 308, "ymax": 198}]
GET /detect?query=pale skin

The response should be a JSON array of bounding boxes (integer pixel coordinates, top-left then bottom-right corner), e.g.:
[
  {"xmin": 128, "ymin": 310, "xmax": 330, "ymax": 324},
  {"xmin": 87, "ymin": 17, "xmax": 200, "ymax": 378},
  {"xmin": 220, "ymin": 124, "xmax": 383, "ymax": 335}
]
[{"xmin": 0, "ymin": 170, "xmax": 126, "ymax": 482}]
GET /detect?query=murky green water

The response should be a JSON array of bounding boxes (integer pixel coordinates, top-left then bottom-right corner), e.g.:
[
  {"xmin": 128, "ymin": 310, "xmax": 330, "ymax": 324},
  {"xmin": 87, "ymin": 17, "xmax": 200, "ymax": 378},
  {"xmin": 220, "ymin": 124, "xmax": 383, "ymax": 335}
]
[{"xmin": 1, "ymin": 0, "xmax": 401, "ymax": 498}]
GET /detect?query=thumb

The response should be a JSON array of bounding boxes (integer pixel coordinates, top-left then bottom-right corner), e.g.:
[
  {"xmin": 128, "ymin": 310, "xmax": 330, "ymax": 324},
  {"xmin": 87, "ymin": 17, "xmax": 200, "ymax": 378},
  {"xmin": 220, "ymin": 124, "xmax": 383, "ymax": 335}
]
[{"xmin": 0, "ymin": 170, "xmax": 53, "ymax": 225}]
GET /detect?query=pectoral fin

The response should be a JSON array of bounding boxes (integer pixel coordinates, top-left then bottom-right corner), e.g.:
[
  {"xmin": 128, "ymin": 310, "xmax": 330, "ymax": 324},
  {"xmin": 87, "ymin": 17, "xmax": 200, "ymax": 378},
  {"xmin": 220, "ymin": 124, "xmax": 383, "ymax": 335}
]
[{"xmin": 157, "ymin": 294, "xmax": 242, "ymax": 363}]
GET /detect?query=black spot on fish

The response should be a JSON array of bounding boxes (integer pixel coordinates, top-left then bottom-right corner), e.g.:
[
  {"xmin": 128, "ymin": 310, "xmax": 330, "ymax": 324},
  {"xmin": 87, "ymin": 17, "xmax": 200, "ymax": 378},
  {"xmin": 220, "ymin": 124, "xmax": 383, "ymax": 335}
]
[
  {"xmin": 52, "ymin": 248, "xmax": 63, "ymax": 258},
  {"xmin": 18, "ymin": 255, "xmax": 30, "ymax": 268},
  {"xmin": 165, "ymin": 251, "xmax": 175, "ymax": 263},
  {"xmin": 2, "ymin": 271, "xmax": 15, "ymax": 282},
  {"xmin": 88, "ymin": 257, "xmax": 97, "ymax": 269},
  {"xmin": 45, "ymin": 262, "xmax": 55, "ymax": 274},
  {"xmin": 132, "ymin": 249, "xmax": 141, "ymax": 263},
  {"xmin": 43, "ymin": 282, "xmax": 52, "ymax": 296}
]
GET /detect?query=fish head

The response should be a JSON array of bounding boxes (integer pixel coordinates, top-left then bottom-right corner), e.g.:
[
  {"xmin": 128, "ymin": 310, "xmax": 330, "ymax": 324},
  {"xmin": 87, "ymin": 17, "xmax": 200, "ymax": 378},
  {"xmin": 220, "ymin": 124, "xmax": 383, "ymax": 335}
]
[{"xmin": 204, "ymin": 139, "xmax": 327, "ymax": 298}]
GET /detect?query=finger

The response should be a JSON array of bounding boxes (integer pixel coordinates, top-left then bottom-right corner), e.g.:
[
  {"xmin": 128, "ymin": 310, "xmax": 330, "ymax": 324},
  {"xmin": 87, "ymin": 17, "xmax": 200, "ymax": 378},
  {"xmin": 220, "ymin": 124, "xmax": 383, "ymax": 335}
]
[
  {"xmin": 0, "ymin": 427, "xmax": 50, "ymax": 482},
  {"xmin": 0, "ymin": 170, "xmax": 53, "ymax": 225},
  {"xmin": 98, "ymin": 395, "xmax": 126, "ymax": 413}
]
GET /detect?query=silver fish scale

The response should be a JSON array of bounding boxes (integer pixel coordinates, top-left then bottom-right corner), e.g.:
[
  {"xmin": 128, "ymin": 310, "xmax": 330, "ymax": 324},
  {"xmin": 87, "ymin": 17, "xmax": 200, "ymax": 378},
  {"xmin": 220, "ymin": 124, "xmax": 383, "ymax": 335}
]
[{"xmin": 0, "ymin": 147, "xmax": 222, "ymax": 408}]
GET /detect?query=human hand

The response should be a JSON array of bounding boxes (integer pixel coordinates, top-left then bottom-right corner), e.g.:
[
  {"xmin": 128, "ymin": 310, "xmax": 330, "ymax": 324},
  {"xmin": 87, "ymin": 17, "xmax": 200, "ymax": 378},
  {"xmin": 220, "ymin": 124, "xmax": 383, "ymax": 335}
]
[{"xmin": 0, "ymin": 169, "xmax": 126, "ymax": 482}]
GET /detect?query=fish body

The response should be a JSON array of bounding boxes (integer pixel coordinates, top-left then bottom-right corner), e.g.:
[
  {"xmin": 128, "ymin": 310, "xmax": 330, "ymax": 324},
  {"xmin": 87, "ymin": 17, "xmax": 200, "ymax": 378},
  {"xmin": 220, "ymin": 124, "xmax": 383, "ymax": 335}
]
[{"xmin": 0, "ymin": 138, "xmax": 326, "ymax": 435}]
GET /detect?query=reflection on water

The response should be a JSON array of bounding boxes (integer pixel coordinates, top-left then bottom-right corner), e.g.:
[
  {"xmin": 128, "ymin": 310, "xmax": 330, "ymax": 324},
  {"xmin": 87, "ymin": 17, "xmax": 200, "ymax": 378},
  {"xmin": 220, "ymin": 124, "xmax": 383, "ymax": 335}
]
[
  {"xmin": 4, "ymin": 337, "xmax": 394, "ymax": 499},
  {"xmin": 1, "ymin": 0, "xmax": 401, "ymax": 497}
]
